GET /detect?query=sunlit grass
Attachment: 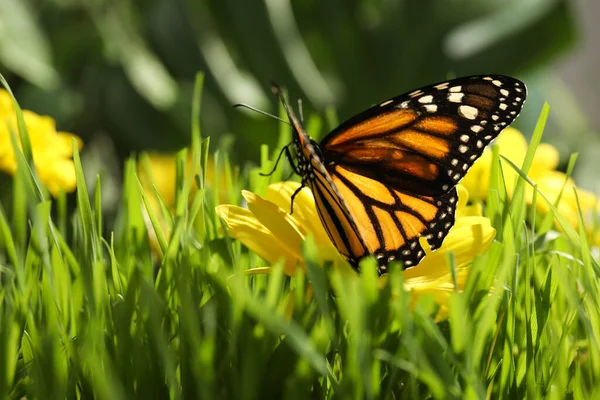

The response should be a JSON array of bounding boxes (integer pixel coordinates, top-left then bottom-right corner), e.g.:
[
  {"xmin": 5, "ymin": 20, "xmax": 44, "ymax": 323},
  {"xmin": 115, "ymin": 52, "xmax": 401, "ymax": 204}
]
[{"xmin": 1, "ymin": 73, "xmax": 599, "ymax": 399}]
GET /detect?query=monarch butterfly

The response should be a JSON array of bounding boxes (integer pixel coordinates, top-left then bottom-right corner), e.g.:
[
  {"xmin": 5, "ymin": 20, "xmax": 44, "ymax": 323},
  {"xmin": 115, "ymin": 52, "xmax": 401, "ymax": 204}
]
[{"xmin": 269, "ymin": 75, "xmax": 526, "ymax": 275}]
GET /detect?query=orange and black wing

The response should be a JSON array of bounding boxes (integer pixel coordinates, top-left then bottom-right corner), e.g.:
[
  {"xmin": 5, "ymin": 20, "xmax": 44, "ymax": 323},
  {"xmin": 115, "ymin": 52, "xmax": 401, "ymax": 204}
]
[
  {"xmin": 321, "ymin": 75, "xmax": 527, "ymax": 197},
  {"xmin": 326, "ymin": 164, "xmax": 457, "ymax": 272}
]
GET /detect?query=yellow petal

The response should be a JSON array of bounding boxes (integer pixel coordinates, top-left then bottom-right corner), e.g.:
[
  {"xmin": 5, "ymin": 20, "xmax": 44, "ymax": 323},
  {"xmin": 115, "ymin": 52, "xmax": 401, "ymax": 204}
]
[
  {"xmin": 0, "ymin": 99, "xmax": 83, "ymax": 196},
  {"xmin": 0, "ymin": 90, "xmax": 13, "ymax": 115},
  {"xmin": 35, "ymin": 157, "xmax": 78, "ymax": 195},
  {"xmin": 530, "ymin": 143, "xmax": 560, "ymax": 174},
  {"xmin": 455, "ymin": 184, "xmax": 469, "ymax": 213},
  {"xmin": 461, "ymin": 151, "xmax": 493, "ymax": 200},
  {"xmin": 528, "ymin": 171, "xmax": 598, "ymax": 230},
  {"xmin": 495, "ymin": 127, "xmax": 528, "ymax": 165},
  {"xmin": 215, "ymin": 204, "xmax": 300, "ymax": 274},
  {"xmin": 459, "ymin": 203, "xmax": 484, "ymax": 218},
  {"xmin": 139, "ymin": 152, "xmax": 178, "ymax": 208},
  {"xmin": 403, "ymin": 218, "xmax": 496, "ymax": 281},
  {"xmin": 462, "ymin": 128, "xmax": 529, "ymax": 200},
  {"xmin": 54, "ymin": 132, "xmax": 84, "ymax": 154},
  {"xmin": 265, "ymin": 182, "xmax": 333, "ymax": 246},
  {"xmin": 243, "ymin": 190, "xmax": 307, "ymax": 260},
  {"xmin": 400, "ymin": 218, "xmax": 496, "ymax": 321}
]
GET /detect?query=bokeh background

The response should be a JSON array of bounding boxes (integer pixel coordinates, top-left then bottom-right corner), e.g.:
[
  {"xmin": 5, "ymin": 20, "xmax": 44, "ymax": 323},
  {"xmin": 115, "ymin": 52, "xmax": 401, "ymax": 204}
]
[{"xmin": 1, "ymin": 0, "xmax": 598, "ymax": 200}]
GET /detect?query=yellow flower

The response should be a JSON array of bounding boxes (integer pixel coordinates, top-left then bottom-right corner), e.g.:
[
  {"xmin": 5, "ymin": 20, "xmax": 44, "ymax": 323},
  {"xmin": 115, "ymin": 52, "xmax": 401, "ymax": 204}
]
[
  {"xmin": 216, "ymin": 181, "xmax": 496, "ymax": 317},
  {"xmin": 462, "ymin": 127, "xmax": 598, "ymax": 233},
  {"xmin": 138, "ymin": 151, "xmax": 232, "ymax": 210},
  {"xmin": 0, "ymin": 89, "xmax": 83, "ymax": 196},
  {"xmin": 138, "ymin": 152, "xmax": 193, "ymax": 210},
  {"xmin": 138, "ymin": 151, "xmax": 232, "ymax": 257}
]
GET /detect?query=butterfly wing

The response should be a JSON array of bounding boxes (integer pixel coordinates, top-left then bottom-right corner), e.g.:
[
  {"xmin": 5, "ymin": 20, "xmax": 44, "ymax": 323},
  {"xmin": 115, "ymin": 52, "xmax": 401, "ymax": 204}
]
[
  {"xmin": 321, "ymin": 75, "xmax": 527, "ymax": 197},
  {"xmin": 327, "ymin": 164, "xmax": 457, "ymax": 271}
]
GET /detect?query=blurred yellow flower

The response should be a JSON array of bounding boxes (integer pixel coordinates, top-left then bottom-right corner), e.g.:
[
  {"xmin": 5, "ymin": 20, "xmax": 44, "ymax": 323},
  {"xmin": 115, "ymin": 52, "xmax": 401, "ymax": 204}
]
[
  {"xmin": 0, "ymin": 89, "xmax": 83, "ymax": 196},
  {"xmin": 462, "ymin": 128, "xmax": 598, "ymax": 233},
  {"xmin": 138, "ymin": 151, "xmax": 231, "ymax": 210},
  {"xmin": 138, "ymin": 152, "xmax": 196, "ymax": 210},
  {"xmin": 216, "ymin": 181, "xmax": 496, "ymax": 318},
  {"xmin": 138, "ymin": 150, "xmax": 233, "ymax": 256}
]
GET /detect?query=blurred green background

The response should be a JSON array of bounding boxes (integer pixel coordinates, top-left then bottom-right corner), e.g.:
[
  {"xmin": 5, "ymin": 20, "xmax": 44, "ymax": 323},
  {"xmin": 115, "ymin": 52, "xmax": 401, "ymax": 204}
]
[{"xmin": 1, "ymin": 0, "xmax": 598, "ymax": 195}]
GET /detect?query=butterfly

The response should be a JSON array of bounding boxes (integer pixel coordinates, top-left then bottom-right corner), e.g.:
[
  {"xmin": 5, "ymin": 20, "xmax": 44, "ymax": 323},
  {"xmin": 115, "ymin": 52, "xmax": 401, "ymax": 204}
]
[{"xmin": 269, "ymin": 75, "xmax": 526, "ymax": 275}]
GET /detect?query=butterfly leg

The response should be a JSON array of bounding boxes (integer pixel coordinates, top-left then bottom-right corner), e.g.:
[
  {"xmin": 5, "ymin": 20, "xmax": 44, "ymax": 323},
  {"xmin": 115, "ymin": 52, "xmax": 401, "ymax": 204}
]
[
  {"xmin": 289, "ymin": 183, "xmax": 305, "ymax": 215},
  {"xmin": 260, "ymin": 144, "xmax": 299, "ymax": 177}
]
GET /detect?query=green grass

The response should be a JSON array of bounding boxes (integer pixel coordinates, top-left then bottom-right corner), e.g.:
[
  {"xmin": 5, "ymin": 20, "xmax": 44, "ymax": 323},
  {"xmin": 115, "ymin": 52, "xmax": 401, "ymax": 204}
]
[{"xmin": 1, "ymin": 73, "xmax": 600, "ymax": 399}]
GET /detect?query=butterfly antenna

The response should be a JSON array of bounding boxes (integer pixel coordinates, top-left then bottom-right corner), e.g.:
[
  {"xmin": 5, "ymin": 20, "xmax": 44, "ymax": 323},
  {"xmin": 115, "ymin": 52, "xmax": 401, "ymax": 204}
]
[
  {"xmin": 232, "ymin": 103, "xmax": 290, "ymax": 125},
  {"xmin": 271, "ymin": 83, "xmax": 302, "ymax": 126},
  {"xmin": 297, "ymin": 98, "xmax": 304, "ymax": 123}
]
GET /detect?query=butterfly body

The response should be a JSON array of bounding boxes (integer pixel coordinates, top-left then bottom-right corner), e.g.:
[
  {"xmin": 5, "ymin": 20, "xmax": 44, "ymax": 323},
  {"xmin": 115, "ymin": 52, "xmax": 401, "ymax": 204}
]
[{"xmin": 273, "ymin": 75, "xmax": 526, "ymax": 275}]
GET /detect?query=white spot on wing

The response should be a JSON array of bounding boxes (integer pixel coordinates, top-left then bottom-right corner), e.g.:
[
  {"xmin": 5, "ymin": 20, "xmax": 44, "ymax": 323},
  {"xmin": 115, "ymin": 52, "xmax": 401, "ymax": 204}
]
[
  {"xmin": 460, "ymin": 134, "xmax": 469, "ymax": 142},
  {"xmin": 500, "ymin": 89, "xmax": 509, "ymax": 96},
  {"xmin": 492, "ymin": 80, "xmax": 502, "ymax": 87},
  {"xmin": 448, "ymin": 93, "xmax": 464, "ymax": 103},
  {"xmin": 499, "ymin": 103, "xmax": 508, "ymax": 110},
  {"xmin": 471, "ymin": 125, "xmax": 483, "ymax": 133},
  {"xmin": 418, "ymin": 95, "xmax": 434, "ymax": 104},
  {"xmin": 458, "ymin": 145, "xmax": 468, "ymax": 153},
  {"xmin": 434, "ymin": 82, "xmax": 449, "ymax": 90},
  {"xmin": 424, "ymin": 104, "xmax": 438, "ymax": 113},
  {"xmin": 449, "ymin": 86, "xmax": 462, "ymax": 93},
  {"xmin": 380, "ymin": 99, "xmax": 393, "ymax": 107},
  {"xmin": 458, "ymin": 105, "xmax": 478, "ymax": 120}
]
